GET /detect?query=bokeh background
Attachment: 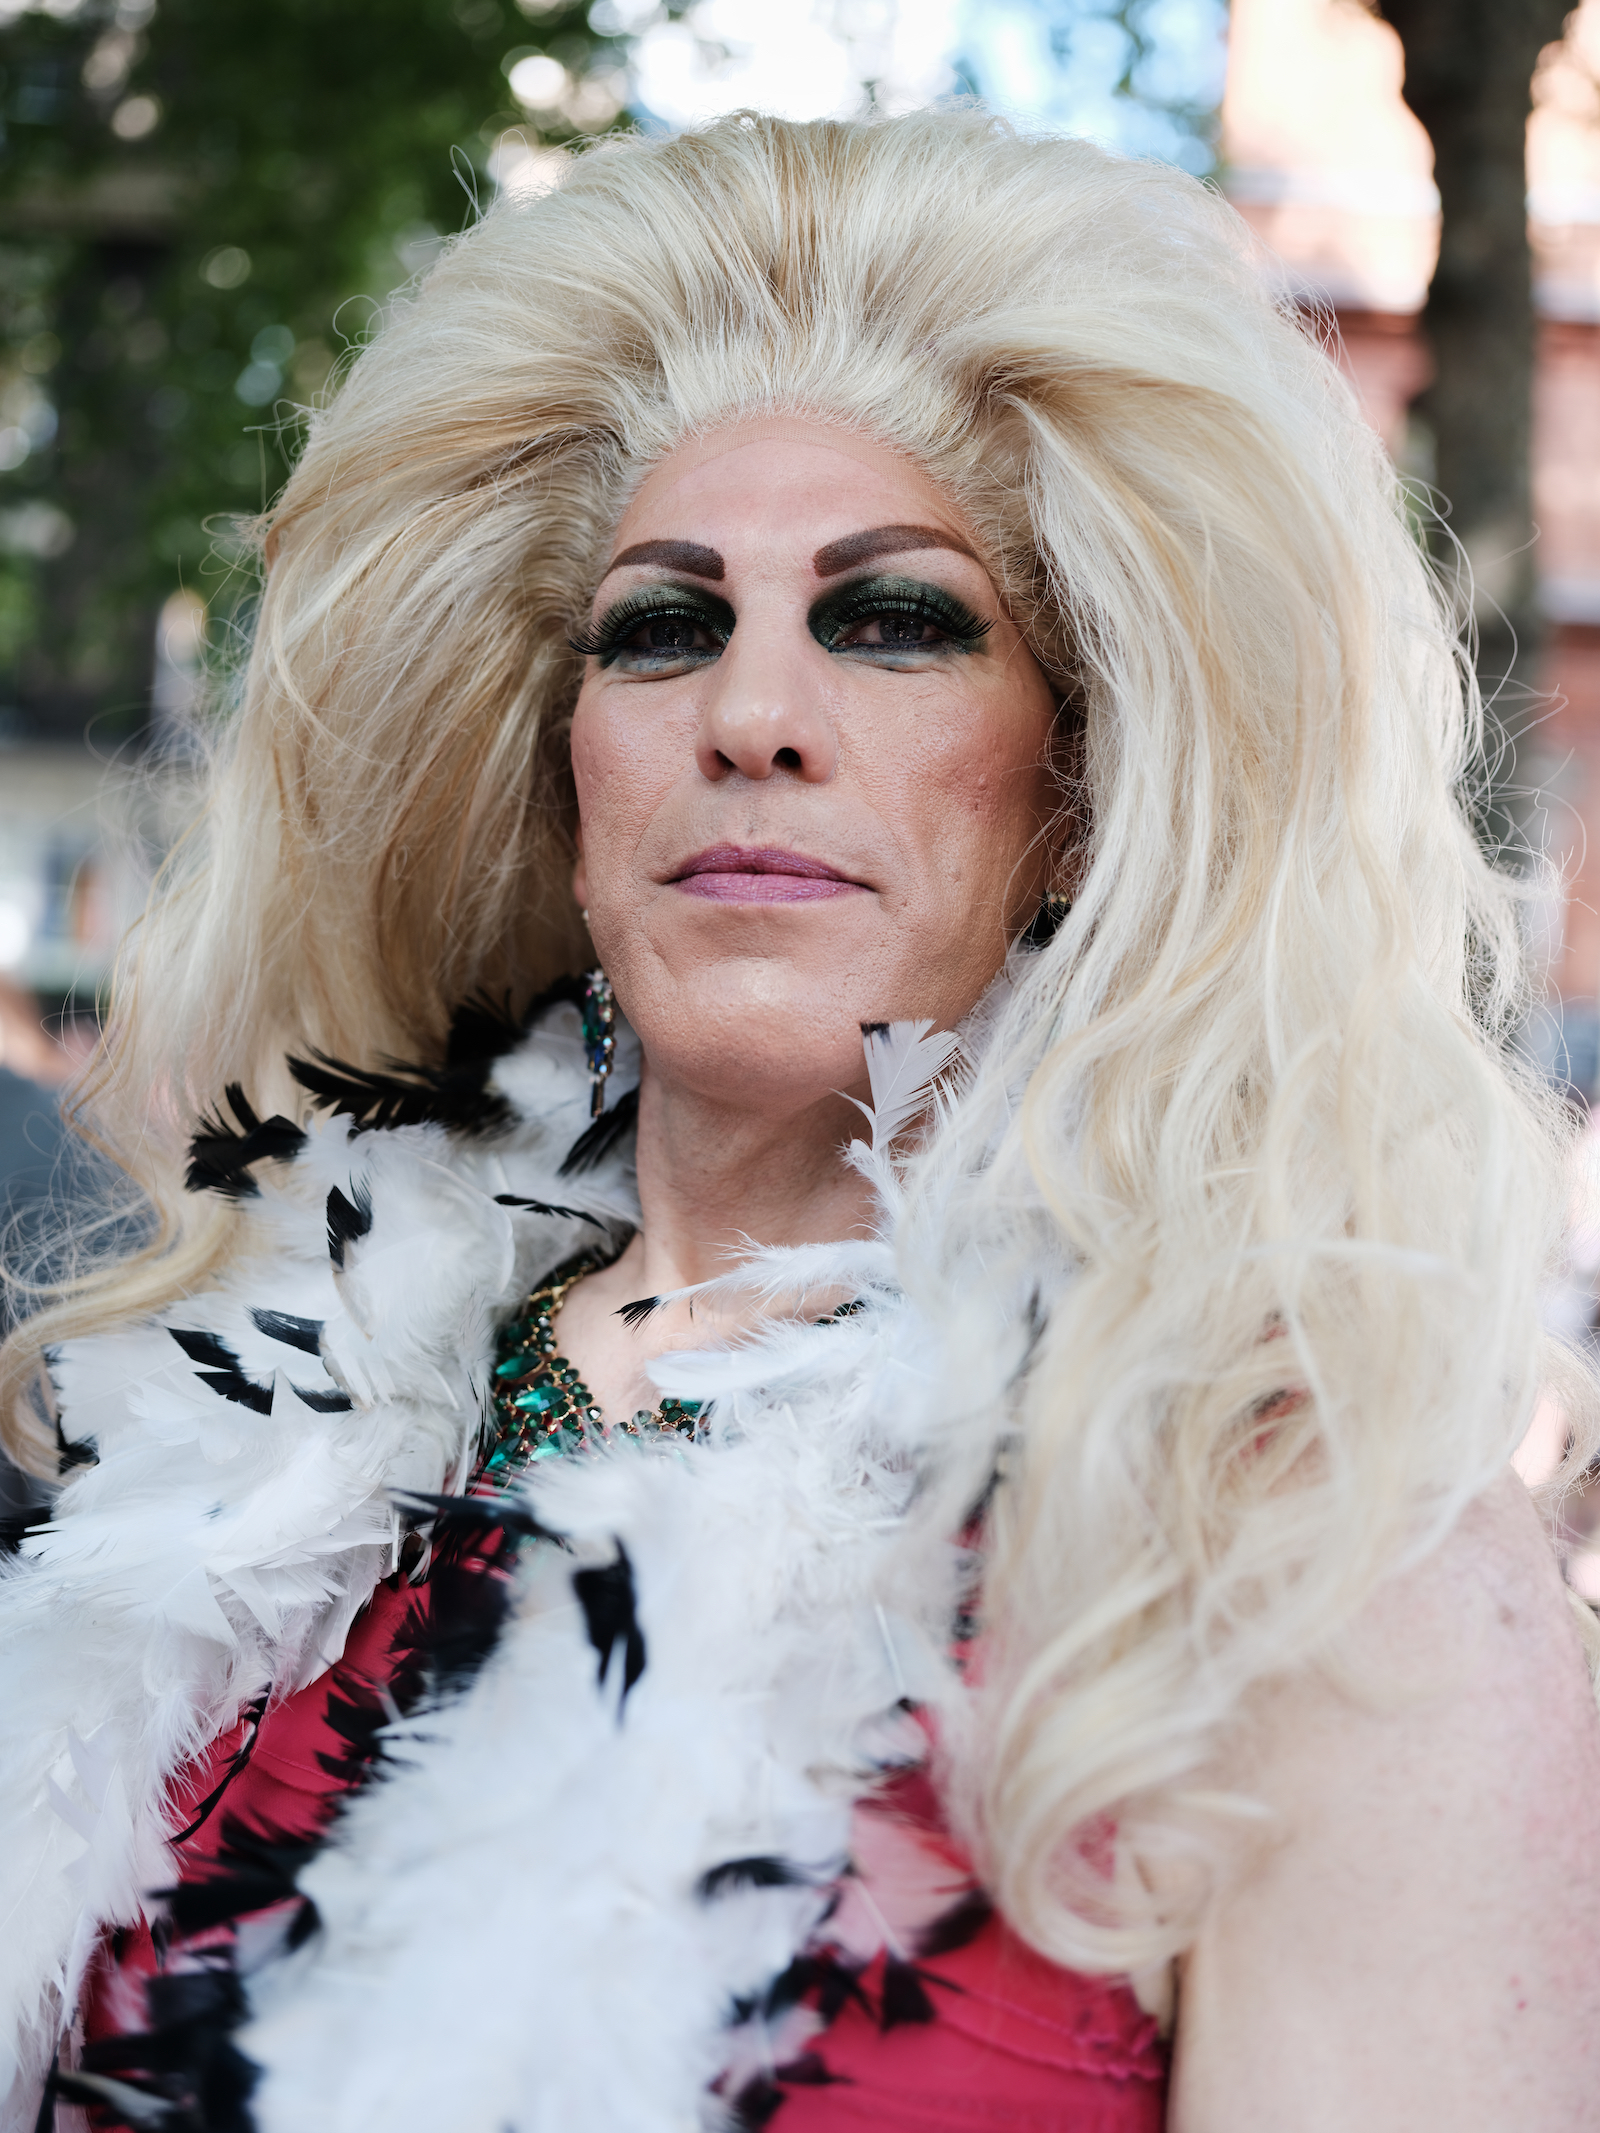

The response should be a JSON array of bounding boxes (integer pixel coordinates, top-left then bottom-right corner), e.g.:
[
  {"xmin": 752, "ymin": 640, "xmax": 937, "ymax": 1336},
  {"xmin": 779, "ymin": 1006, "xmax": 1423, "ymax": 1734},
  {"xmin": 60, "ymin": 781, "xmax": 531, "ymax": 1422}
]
[{"xmin": 3, "ymin": 0, "xmax": 1600, "ymax": 1541}]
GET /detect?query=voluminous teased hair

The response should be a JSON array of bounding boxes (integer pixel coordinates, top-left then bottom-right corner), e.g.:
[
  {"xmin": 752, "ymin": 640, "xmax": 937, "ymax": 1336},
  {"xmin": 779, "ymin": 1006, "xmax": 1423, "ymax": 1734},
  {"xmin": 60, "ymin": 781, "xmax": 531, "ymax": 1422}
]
[{"xmin": 5, "ymin": 108, "xmax": 1592, "ymax": 1974}]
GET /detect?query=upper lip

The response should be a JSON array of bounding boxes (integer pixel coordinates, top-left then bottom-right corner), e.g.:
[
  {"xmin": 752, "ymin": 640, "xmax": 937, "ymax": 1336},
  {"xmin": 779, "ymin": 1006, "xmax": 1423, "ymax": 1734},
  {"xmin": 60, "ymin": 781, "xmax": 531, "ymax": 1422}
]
[{"xmin": 670, "ymin": 844, "xmax": 863, "ymax": 883}]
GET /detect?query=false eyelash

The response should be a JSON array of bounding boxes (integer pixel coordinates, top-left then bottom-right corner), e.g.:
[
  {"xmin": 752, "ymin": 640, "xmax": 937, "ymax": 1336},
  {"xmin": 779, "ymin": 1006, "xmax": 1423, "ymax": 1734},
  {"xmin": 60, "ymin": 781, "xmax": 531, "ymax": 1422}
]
[
  {"xmin": 567, "ymin": 585, "xmax": 733, "ymax": 659},
  {"xmin": 808, "ymin": 575, "xmax": 993, "ymax": 650}
]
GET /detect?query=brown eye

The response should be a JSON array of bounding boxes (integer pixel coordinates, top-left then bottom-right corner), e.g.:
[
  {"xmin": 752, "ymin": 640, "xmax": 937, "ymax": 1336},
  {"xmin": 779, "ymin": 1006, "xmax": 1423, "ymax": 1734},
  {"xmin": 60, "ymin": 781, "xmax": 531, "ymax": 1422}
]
[
  {"xmin": 624, "ymin": 616, "xmax": 718, "ymax": 654},
  {"xmin": 848, "ymin": 612, "xmax": 942, "ymax": 648}
]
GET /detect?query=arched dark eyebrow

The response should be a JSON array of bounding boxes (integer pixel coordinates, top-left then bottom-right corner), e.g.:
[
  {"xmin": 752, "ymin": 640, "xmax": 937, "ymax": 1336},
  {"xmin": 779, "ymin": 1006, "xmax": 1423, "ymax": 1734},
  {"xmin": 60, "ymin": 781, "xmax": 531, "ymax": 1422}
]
[
  {"xmin": 812, "ymin": 523, "xmax": 981, "ymax": 578},
  {"xmin": 604, "ymin": 539, "xmax": 724, "ymax": 580}
]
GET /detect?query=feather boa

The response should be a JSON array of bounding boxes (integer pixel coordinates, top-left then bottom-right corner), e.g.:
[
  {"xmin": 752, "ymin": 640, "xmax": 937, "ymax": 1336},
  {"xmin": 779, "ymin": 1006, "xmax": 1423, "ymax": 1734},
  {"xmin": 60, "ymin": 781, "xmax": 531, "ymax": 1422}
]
[{"xmin": 0, "ymin": 994, "xmax": 1030, "ymax": 2132}]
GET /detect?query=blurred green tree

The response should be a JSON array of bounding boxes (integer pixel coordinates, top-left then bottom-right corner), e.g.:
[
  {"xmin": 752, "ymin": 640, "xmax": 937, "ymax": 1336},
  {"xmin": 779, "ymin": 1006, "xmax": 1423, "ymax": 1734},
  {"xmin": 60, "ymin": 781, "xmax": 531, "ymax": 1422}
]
[{"xmin": 0, "ymin": 0, "xmax": 622, "ymax": 745}]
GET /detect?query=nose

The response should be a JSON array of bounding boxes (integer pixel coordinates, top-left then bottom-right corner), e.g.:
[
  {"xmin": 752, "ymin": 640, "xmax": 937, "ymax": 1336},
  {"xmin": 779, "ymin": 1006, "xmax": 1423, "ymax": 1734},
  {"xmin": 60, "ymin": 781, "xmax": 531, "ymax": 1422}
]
[{"xmin": 693, "ymin": 616, "xmax": 838, "ymax": 784}]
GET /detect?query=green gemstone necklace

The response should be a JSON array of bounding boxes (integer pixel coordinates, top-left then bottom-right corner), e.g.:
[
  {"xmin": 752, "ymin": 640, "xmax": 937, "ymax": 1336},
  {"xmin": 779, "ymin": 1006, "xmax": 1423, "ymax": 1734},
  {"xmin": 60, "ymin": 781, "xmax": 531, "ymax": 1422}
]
[{"xmin": 483, "ymin": 1245, "xmax": 704, "ymax": 1483}]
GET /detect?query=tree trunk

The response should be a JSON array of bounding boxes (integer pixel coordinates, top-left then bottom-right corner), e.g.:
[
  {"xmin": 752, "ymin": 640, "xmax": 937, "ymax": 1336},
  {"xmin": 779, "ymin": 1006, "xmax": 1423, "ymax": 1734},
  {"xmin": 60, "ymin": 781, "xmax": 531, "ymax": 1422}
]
[{"xmin": 1380, "ymin": 0, "xmax": 1571, "ymax": 857}]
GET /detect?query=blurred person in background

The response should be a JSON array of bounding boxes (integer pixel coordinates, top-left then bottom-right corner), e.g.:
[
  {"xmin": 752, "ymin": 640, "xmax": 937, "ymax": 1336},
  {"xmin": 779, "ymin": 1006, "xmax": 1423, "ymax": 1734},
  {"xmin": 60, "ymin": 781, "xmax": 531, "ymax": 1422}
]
[
  {"xmin": 3, "ymin": 109, "xmax": 1600, "ymax": 2133},
  {"xmin": 0, "ymin": 975, "xmax": 89, "ymax": 1541},
  {"xmin": 0, "ymin": 975, "xmax": 73, "ymax": 1205}
]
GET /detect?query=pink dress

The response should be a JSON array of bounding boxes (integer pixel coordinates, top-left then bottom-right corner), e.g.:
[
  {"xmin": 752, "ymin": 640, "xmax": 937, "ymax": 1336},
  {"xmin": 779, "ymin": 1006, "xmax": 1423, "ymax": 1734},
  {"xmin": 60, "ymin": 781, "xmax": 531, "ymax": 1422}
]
[{"xmin": 76, "ymin": 1554, "xmax": 1168, "ymax": 2131}]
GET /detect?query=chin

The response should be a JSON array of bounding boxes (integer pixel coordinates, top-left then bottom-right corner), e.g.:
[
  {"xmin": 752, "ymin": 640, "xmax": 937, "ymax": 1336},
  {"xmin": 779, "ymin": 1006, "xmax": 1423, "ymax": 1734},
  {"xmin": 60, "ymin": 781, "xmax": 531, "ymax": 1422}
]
[{"xmin": 627, "ymin": 955, "xmax": 878, "ymax": 1107}]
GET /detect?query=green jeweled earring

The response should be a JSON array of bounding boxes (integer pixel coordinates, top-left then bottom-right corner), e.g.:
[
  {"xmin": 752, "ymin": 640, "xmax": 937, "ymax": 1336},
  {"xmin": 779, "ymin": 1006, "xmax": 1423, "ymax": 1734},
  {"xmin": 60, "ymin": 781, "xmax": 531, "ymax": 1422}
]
[{"xmin": 581, "ymin": 966, "xmax": 616, "ymax": 1119}]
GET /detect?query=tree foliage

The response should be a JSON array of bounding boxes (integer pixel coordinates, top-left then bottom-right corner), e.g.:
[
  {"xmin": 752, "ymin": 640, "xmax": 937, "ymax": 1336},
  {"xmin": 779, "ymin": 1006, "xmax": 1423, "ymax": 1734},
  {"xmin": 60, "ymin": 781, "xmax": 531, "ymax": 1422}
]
[{"xmin": 0, "ymin": 0, "xmax": 621, "ymax": 741}]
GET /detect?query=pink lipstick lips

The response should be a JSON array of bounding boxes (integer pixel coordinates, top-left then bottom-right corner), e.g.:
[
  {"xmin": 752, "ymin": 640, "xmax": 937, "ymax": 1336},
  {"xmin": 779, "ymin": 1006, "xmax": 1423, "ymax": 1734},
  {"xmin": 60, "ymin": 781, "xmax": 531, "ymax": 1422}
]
[{"xmin": 670, "ymin": 844, "xmax": 867, "ymax": 904}]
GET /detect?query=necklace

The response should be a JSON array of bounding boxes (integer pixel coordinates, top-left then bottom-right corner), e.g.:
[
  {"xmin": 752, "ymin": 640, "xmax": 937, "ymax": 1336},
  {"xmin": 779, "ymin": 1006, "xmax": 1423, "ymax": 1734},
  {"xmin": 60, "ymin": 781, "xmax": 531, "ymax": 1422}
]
[{"xmin": 483, "ymin": 1246, "xmax": 703, "ymax": 1484}]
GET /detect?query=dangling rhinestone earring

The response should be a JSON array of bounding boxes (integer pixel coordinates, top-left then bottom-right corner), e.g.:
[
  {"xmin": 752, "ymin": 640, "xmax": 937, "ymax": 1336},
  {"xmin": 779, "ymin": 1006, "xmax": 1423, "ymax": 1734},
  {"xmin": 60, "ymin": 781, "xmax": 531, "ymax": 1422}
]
[
  {"xmin": 1021, "ymin": 890, "xmax": 1072, "ymax": 951},
  {"xmin": 581, "ymin": 966, "xmax": 616, "ymax": 1119}
]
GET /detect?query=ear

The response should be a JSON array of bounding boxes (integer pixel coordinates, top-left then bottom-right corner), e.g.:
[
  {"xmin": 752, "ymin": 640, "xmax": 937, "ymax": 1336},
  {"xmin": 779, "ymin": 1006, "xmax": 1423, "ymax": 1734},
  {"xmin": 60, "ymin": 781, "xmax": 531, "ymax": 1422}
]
[{"xmin": 571, "ymin": 822, "xmax": 587, "ymax": 914}]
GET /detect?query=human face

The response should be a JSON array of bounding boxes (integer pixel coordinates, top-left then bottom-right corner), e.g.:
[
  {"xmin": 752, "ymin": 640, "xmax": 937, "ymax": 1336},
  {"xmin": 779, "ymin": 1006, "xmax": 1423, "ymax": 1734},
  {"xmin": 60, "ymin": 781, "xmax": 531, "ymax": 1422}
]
[{"xmin": 569, "ymin": 417, "xmax": 1058, "ymax": 1114}]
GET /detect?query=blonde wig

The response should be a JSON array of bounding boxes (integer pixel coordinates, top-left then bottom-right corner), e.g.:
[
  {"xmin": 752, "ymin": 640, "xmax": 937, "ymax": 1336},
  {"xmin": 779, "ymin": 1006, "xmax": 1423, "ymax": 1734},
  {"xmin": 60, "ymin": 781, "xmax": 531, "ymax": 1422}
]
[{"xmin": 4, "ymin": 108, "xmax": 1592, "ymax": 1975}]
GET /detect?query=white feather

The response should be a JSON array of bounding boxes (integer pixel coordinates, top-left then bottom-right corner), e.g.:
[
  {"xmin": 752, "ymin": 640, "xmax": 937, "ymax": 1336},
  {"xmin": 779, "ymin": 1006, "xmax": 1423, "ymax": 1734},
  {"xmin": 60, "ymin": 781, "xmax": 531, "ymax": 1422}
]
[{"xmin": 853, "ymin": 1019, "xmax": 961, "ymax": 1154}]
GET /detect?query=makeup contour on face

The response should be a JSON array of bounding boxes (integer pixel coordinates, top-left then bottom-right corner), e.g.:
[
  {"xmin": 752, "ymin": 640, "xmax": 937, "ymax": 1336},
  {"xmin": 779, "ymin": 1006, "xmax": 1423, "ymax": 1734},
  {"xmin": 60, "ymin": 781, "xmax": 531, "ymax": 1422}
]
[{"xmin": 568, "ymin": 417, "xmax": 1060, "ymax": 1116}]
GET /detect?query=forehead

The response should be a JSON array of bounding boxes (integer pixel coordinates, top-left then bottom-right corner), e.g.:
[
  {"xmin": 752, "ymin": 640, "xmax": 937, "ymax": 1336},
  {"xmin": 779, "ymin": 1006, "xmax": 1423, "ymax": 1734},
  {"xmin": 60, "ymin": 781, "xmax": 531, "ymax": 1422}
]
[{"xmin": 610, "ymin": 417, "xmax": 982, "ymax": 570}]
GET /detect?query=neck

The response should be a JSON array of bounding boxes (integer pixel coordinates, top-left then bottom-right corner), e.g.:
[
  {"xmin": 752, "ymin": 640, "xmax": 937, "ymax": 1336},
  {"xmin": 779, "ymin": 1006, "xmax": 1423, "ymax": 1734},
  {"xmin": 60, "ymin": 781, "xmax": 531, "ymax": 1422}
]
[{"xmin": 629, "ymin": 1058, "xmax": 876, "ymax": 1296}]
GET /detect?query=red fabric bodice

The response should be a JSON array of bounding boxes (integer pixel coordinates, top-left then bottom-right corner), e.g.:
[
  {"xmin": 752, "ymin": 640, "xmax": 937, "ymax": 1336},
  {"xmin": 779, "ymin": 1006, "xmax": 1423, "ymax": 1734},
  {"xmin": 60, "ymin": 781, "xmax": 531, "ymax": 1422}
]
[
  {"xmin": 777, "ymin": 1931, "xmax": 1167, "ymax": 2132},
  {"xmin": 80, "ymin": 1562, "xmax": 1168, "ymax": 2131}
]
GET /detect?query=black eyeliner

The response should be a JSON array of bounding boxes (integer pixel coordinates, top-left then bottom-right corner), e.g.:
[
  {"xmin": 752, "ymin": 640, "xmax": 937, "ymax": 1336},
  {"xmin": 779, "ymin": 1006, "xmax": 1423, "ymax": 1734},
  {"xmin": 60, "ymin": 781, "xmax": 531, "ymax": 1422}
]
[{"xmin": 806, "ymin": 573, "xmax": 993, "ymax": 653}]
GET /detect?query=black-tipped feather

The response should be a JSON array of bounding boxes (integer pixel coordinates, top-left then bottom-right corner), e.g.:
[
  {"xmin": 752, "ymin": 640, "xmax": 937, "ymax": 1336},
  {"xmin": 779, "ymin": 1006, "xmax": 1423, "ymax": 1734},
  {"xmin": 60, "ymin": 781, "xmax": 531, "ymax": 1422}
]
[
  {"xmin": 493, "ymin": 1193, "xmax": 605, "ymax": 1229},
  {"xmin": 168, "ymin": 1329, "xmax": 274, "ymax": 1416},
  {"xmin": 572, "ymin": 1543, "xmax": 646, "ymax": 1703},
  {"xmin": 168, "ymin": 1328, "xmax": 242, "ymax": 1372},
  {"xmin": 167, "ymin": 1328, "xmax": 346, "ymax": 1417},
  {"xmin": 0, "ymin": 1499, "xmax": 51, "ymax": 1557},
  {"xmin": 158, "ymin": 1825, "xmax": 323, "ymax": 1940},
  {"xmin": 1001, "ymin": 1287, "xmax": 1049, "ymax": 1399},
  {"xmin": 557, "ymin": 1082, "xmax": 639, "ymax": 1176},
  {"xmin": 188, "ymin": 979, "xmax": 599, "ymax": 1215},
  {"xmin": 52, "ymin": 1405, "xmax": 96, "ymax": 1474},
  {"xmin": 959, "ymin": 1459, "xmax": 1003, "ymax": 1536},
  {"xmin": 617, "ymin": 1293, "xmax": 661, "ymax": 1329},
  {"xmin": 247, "ymin": 1308, "xmax": 323, "ymax": 1356},
  {"xmin": 396, "ymin": 1516, "xmax": 523, "ymax": 1703},
  {"xmin": 185, "ymin": 1085, "xmax": 307, "ymax": 1201},
  {"xmin": 393, "ymin": 1490, "xmax": 567, "ymax": 1554},
  {"xmin": 734, "ymin": 1950, "xmax": 872, "ymax": 2031},
  {"xmin": 287, "ymin": 978, "xmax": 590, "ymax": 1136},
  {"xmin": 697, "ymin": 1854, "xmax": 806, "ymax": 1901},
  {"xmin": 729, "ymin": 2037, "xmax": 853, "ymax": 2133},
  {"xmin": 771, "ymin": 2053, "xmax": 847, "ymax": 2088},
  {"xmin": 752, "ymin": 1955, "xmax": 819, "ymax": 2022},
  {"xmin": 815, "ymin": 1953, "xmax": 871, "ymax": 2027},
  {"xmin": 48, "ymin": 2065, "xmax": 182, "ymax": 2130},
  {"xmin": 729, "ymin": 2076, "xmax": 786, "ymax": 2130},
  {"xmin": 325, "ymin": 1182, "xmax": 373, "ymax": 1269},
  {"xmin": 441, "ymin": 991, "xmax": 532, "ymax": 1069},
  {"xmin": 913, "ymin": 1885, "xmax": 993, "ymax": 1958},
  {"xmin": 292, "ymin": 1386, "xmax": 353, "ymax": 1414},
  {"xmin": 288, "ymin": 1048, "xmax": 517, "ymax": 1136},
  {"xmin": 68, "ymin": 1964, "xmax": 263, "ymax": 2132},
  {"xmin": 879, "ymin": 1955, "xmax": 939, "ymax": 2029},
  {"xmin": 169, "ymin": 1693, "xmax": 269, "ymax": 1846}
]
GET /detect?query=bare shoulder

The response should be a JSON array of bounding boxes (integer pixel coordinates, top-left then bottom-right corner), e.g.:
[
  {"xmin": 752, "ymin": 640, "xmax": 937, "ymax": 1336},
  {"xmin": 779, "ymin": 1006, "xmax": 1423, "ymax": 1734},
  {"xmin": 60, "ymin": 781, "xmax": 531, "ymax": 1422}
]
[{"xmin": 1172, "ymin": 1472, "xmax": 1600, "ymax": 2133}]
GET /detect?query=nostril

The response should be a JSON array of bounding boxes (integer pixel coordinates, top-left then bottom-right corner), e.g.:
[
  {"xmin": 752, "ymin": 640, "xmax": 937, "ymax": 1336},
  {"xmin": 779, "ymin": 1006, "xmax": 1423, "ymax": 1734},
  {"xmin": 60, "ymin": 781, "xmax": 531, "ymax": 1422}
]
[{"xmin": 773, "ymin": 747, "xmax": 801, "ymax": 771}]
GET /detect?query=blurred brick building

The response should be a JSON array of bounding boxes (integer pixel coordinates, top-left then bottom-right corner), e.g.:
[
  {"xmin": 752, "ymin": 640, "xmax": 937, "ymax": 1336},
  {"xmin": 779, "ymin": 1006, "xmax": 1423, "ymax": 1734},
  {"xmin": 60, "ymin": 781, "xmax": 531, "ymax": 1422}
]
[{"xmin": 1224, "ymin": 0, "xmax": 1600, "ymax": 1081}]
